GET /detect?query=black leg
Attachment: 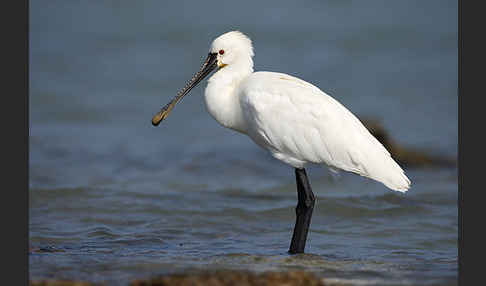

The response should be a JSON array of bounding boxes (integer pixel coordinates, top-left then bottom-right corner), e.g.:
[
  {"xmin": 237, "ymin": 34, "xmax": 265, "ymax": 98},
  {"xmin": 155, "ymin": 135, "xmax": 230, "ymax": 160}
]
[{"xmin": 289, "ymin": 168, "xmax": 316, "ymax": 254}]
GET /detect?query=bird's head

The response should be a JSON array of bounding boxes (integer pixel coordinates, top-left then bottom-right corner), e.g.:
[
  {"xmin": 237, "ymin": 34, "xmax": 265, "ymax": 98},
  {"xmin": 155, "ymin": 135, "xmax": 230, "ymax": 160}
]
[
  {"xmin": 210, "ymin": 31, "xmax": 254, "ymax": 70},
  {"xmin": 152, "ymin": 31, "xmax": 254, "ymax": 126}
]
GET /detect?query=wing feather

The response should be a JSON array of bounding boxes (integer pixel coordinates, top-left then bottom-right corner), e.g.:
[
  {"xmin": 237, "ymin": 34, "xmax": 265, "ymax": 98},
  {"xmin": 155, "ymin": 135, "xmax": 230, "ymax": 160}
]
[{"xmin": 239, "ymin": 71, "xmax": 410, "ymax": 192}]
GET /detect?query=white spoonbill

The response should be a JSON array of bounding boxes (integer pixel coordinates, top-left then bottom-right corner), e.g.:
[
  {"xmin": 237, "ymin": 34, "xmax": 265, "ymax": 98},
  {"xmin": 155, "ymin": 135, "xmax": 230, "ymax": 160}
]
[{"xmin": 152, "ymin": 31, "xmax": 411, "ymax": 254}]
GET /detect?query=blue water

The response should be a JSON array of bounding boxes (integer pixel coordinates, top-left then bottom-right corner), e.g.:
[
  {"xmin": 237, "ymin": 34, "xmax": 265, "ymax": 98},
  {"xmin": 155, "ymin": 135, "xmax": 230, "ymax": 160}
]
[{"xmin": 30, "ymin": 1, "xmax": 457, "ymax": 285}]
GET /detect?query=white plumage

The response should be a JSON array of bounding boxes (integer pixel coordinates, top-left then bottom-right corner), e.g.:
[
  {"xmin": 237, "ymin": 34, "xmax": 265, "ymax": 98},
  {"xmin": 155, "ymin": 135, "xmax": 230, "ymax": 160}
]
[
  {"xmin": 203, "ymin": 31, "xmax": 410, "ymax": 192},
  {"xmin": 150, "ymin": 31, "xmax": 411, "ymax": 253}
]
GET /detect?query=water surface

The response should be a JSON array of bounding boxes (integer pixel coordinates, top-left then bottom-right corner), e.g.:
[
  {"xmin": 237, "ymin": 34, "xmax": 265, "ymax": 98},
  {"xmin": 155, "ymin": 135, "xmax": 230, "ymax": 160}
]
[{"xmin": 30, "ymin": 1, "xmax": 457, "ymax": 285}]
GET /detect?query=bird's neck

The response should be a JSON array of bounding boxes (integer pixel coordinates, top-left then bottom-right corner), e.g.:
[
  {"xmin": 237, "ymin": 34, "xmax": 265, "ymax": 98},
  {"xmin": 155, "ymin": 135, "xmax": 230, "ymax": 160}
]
[{"xmin": 204, "ymin": 62, "xmax": 253, "ymax": 134}]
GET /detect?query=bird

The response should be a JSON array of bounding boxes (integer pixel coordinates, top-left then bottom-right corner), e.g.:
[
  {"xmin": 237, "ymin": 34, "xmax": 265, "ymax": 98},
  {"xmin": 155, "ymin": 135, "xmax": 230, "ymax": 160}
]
[{"xmin": 151, "ymin": 31, "xmax": 411, "ymax": 254}]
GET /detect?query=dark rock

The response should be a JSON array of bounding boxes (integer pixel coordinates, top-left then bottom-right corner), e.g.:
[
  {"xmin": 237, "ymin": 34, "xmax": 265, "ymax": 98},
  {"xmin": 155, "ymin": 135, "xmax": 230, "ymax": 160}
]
[{"xmin": 361, "ymin": 117, "xmax": 456, "ymax": 168}]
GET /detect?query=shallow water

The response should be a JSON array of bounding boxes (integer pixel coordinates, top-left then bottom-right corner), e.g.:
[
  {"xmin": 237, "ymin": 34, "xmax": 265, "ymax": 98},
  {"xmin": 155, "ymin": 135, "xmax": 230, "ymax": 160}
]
[{"xmin": 30, "ymin": 1, "xmax": 457, "ymax": 285}]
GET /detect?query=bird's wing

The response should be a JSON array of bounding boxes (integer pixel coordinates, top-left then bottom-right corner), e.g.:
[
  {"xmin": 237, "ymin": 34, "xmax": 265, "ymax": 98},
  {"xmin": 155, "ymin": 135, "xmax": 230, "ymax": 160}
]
[{"xmin": 239, "ymin": 71, "xmax": 410, "ymax": 192}]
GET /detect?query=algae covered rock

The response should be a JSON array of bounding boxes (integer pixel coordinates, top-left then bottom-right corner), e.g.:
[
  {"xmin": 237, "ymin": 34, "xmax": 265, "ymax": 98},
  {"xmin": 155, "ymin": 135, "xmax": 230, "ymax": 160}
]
[{"xmin": 130, "ymin": 270, "xmax": 325, "ymax": 286}]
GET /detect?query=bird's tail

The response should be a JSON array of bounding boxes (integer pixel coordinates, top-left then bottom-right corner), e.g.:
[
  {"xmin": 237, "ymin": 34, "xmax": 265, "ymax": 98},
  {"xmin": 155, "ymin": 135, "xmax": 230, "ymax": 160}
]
[
  {"xmin": 360, "ymin": 152, "xmax": 411, "ymax": 193},
  {"xmin": 375, "ymin": 157, "xmax": 411, "ymax": 192}
]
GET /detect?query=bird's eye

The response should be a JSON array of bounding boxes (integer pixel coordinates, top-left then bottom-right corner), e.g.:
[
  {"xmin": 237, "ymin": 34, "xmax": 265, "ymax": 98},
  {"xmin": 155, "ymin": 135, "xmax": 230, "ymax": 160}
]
[{"xmin": 219, "ymin": 49, "xmax": 225, "ymax": 55}]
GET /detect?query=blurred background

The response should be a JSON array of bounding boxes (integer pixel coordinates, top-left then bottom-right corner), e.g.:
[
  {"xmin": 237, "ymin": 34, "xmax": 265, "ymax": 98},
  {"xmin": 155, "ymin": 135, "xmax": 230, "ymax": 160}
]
[{"xmin": 29, "ymin": 1, "xmax": 457, "ymax": 285}]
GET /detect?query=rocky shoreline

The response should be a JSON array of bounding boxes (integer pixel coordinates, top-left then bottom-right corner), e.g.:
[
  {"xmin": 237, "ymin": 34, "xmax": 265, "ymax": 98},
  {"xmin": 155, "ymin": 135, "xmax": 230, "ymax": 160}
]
[{"xmin": 30, "ymin": 270, "xmax": 326, "ymax": 286}]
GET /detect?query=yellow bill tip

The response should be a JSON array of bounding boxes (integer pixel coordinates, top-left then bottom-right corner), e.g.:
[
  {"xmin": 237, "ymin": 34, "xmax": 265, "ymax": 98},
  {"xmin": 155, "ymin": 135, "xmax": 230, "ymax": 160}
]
[{"xmin": 151, "ymin": 112, "xmax": 165, "ymax": 126}]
